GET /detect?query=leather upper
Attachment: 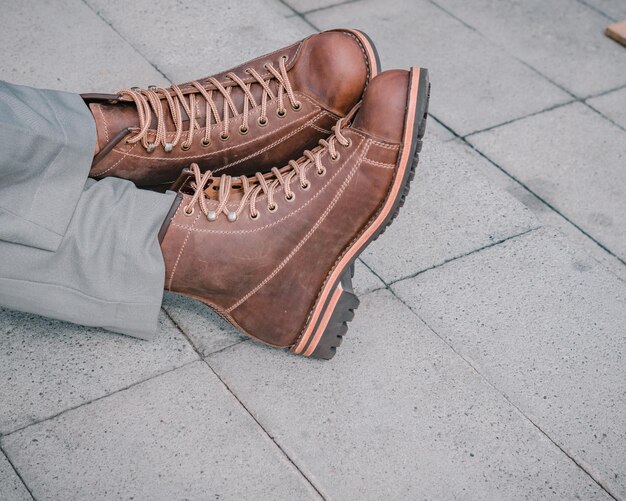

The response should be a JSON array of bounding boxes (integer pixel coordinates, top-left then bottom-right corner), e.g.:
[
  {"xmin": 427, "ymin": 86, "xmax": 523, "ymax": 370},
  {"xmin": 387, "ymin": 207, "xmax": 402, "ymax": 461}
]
[
  {"xmin": 160, "ymin": 70, "xmax": 412, "ymax": 348},
  {"xmin": 86, "ymin": 29, "xmax": 376, "ymax": 188}
]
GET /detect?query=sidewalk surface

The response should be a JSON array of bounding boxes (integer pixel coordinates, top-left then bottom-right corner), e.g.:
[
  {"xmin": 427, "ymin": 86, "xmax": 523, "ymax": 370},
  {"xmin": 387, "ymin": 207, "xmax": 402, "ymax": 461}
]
[{"xmin": 1, "ymin": 1, "xmax": 625, "ymax": 499}]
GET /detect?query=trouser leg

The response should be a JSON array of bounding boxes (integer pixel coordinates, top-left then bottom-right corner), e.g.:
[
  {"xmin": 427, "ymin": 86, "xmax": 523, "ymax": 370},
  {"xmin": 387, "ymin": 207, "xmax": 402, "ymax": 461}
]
[
  {"xmin": 0, "ymin": 177, "xmax": 175, "ymax": 339},
  {"xmin": 0, "ymin": 80, "xmax": 176, "ymax": 339}
]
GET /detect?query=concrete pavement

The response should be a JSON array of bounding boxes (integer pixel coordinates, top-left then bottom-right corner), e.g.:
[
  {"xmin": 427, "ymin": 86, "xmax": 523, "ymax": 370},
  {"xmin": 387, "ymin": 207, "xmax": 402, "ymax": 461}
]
[{"xmin": 1, "ymin": 0, "xmax": 625, "ymax": 499}]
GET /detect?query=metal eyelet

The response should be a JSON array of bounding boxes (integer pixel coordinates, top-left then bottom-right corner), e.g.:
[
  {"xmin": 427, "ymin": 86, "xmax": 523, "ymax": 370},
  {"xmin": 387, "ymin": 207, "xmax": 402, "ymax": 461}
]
[
  {"xmin": 239, "ymin": 125, "xmax": 249, "ymax": 135},
  {"xmin": 317, "ymin": 166, "xmax": 326, "ymax": 176},
  {"xmin": 250, "ymin": 212, "xmax": 260, "ymax": 221},
  {"xmin": 181, "ymin": 143, "xmax": 191, "ymax": 151},
  {"xmin": 291, "ymin": 102, "xmax": 302, "ymax": 111},
  {"xmin": 131, "ymin": 87, "xmax": 141, "ymax": 91},
  {"xmin": 268, "ymin": 204, "xmax": 278, "ymax": 213},
  {"xmin": 343, "ymin": 138, "xmax": 352, "ymax": 149},
  {"xmin": 219, "ymin": 132, "xmax": 230, "ymax": 142},
  {"xmin": 331, "ymin": 153, "xmax": 340, "ymax": 162},
  {"xmin": 201, "ymin": 138, "xmax": 211, "ymax": 147},
  {"xmin": 285, "ymin": 193, "xmax": 295, "ymax": 202},
  {"xmin": 276, "ymin": 109, "xmax": 286, "ymax": 118},
  {"xmin": 257, "ymin": 116, "xmax": 269, "ymax": 127},
  {"xmin": 300, "ymin": 181, "xmax": 310, "ymax": 191},
  {"xmin": 183, "ymin": 205, "xmax": 195, "ymax": 216},
  {"xmin": 148, "ymin": 85, "xmax": 157, "ymax": 91}
]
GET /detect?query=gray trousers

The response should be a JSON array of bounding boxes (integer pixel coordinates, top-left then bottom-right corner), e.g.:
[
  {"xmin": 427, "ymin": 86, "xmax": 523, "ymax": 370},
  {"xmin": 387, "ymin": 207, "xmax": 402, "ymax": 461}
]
[{"xmin": 0, "ymin": 81, "xmax": 175, "ymax": 339}]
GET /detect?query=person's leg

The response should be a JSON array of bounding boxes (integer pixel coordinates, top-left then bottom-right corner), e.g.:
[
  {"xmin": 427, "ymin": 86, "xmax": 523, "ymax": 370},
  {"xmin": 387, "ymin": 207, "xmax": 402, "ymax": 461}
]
[{"xmin": 0, "ymin": 80, "xmax": 176, "ymax": 339}]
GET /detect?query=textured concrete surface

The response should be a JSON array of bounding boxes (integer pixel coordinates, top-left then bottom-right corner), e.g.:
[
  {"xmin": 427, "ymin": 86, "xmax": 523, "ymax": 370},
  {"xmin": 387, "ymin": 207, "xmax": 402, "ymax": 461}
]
[
  {"xmin": 1, "ymin": 362, "xmax": 320, "ymax": 501},
  {"xmin": 162, "ymin": 293, "xmax": 245, "ymax": 357},
  {"xmin": 1, "ymin": 0, "xmax": 625, "ymax": 498},
  {"xmin": 0, "ymin": 309, "xmax": 197, "ymax": 435},
  {"xmin": 434, "ymin": 0, "xmax": 626, "ymax": 97},
  {"xmin": 361, "ymin": 138, "xmax": 539, "ymax": 283},
  {"xmin": 588, "ymin": 86, "xmax": 626, "ymax": 130},
  {"xmin": 0, "ymin": 0, "xmax": 168, "ymax": 92},
  {"xmin": 84, "ymin": 0, "xmax": 314, "ymax": 84},
  {"xmin": 468, "ymin": 102, "xmax": 626, "ymax": 262},
  {"xmin": 307, "ymin": 0, "xmax": 571, "ymax": 136},
  {"xmin": 208, "ymin": 290, "xmax": 609, "ymax": 500},
  {"xmin": 584, "ymin": 0, "xmax": 626, "ymax": 20},
  {"xmin": 393, "ymin": 228, "xmax": 626, "ymax": 499},
  {"xmin": 0, "ymin": 451, "xmax": 31, "ymax": 501}
]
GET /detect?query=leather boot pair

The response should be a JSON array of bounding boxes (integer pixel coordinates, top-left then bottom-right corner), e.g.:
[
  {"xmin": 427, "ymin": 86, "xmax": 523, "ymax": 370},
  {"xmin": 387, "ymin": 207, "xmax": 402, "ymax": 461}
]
[{"xmin": 85, "ymin": 29, "xmax": 430, "ymax": 359}]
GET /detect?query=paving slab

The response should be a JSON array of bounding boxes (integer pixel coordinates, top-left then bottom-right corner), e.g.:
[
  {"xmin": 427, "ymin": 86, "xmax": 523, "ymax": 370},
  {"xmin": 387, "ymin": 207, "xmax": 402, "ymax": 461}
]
[
  {"xmin": 0, "ymin": 0, "xmax": 168, "ymax": 92},
  {"xmin": 352, "ymin": 259, "xmax": 385, "ymax": 295},
  {"xmin": 308, "ymin": 0, "xmax": 570, "ymax": 136},
  {"xmin": 162, "ymin": 293, "xmax": 246, "ymax": 357},
  {"xmin": 208, "ymin": 290, "xmax": 608, "ymax": 500},
  {"xmin": 582, "ymin": 0, "xmax": 626, "ymax": 21},
  {"xmin": 587, "ymin": 86, "xmax": 626, "ymax": 130},
  {"xmin": 1, "ymin": 362, "xmax": 318, "ymax": 501},
  {"xmin": 468, "ymin": 102, "xmax": 626, "ymax": 262},
  {"xmin": 85, "ymin": 0, "xmax": 314, "ymax": 84},
  {"xmin": 283, "ymin": 0, "xmax": 348, "ymax": 13},
  {"xmin": 0, "ymin": 451, "xmax": 31, "ymax": 501},
  {"xmin": 433, "ymin": 0, "xmax": 626, "ymax": 98},
  {"xmin": 0, "ymin": 308, "xmax": 197, "ymax": 435},
  {"xmin": 361, "ymin": 138, "xmax": 539, "ymax": 284},
  {"xmin": 393, "ymin": 228, "xmax": 626, "ymax": 498},
  {"xmin": 450, "ymin": 138, "xmax": 626, "ymax": 283}
]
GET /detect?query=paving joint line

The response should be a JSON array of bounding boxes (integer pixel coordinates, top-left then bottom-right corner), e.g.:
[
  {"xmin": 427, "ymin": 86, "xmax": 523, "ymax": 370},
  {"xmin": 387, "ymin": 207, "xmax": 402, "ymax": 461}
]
[
  {"xmin": 386, "ymin": 226, "xmax": 541, "ymax": 287},
  {"xmin": 584, "ymin": 101, "xmax": 626, "ymax": 134},
  {"xmin": 0, "ymin": 358, "xmax": 200, "ymax": 438},
  {"xmin": 0, "ymin": 444, "xmax": 36, "ymax": 501},
  {"xmin": 163, "ymin": 304, "xmax": 254, "ymax": 358},
  {"xmin": 575, "ymin": 0, "xmax": 617, "ymax": 21},
  {"xmin": 298, "ymin": 0, "xmax": 364, "ymax": 16},
  {"xmin": 277, "ymin": 0, "xmax": 320, "ymax": 32},
  {"xmin": 463, "ymin": 138, "xmax": 626, "ymax": 268},
  {"xmin": 202, "ymin": 359, "xmax": 327, "ymax": 500},
  {"xmin": 427, "ymin": 110, "xmax": 626, "ymax": 272},
  {"xmin": 388, "ymin": 288, "xmax": 620, "ymax": 500},
  {"xmin": 80, "ymin": 0, "xmax": 173, "ymax": 84},
  {"xmin": 462, "ymin": 99, "xmax": 577, "ymax": 138},
  {"xmin": 464, "ymin": 80, "xmax": 626, "ymax": 138}
]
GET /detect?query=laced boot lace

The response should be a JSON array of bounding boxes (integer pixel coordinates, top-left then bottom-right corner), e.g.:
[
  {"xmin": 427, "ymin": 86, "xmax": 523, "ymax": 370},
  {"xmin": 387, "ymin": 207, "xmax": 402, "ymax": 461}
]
[
  {"xmin": 181, "ymin": 115, "xmax": 354, "ymax": 223},
  {"xmin": 118, "ymin": 55, "xmax": 301, "ymax": 153}
]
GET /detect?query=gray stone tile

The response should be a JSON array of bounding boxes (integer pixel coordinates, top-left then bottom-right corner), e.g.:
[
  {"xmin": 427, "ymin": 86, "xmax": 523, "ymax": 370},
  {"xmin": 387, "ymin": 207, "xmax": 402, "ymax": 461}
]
[
  {"xmin": 308, "ymin": 0, "xmax": 570, "ymax": 136},
  {"xmin": 451, "ymin": 138, "xmax": 626, "ymax": 283},
  {"xmin": 0, "ymin": 309, "xmax": 197, "ymax": 435},
  {"xmin": 433, "ymin": 0, "xmax": 626, "ymax": 97},
  {"xmin": 0, "ymin": 452, "xmax": 31, "ymax": 501},
  {"xmin": 361, "ymin": 138, "xmax": 539, "ymax": 284},
  {"xmin": 1, "ymin": 362, "xmax": 318, "ymax": 501},
  {"xmin": 208, "ymin": 290, "xmax": 608, "ymax": 500},
  {"xmin": 587, "ymin": 86, "xmax": 626, "ymax": 130},
  {"xmin": 582, "ymin": 0, "xmax": 626, "ymax": 20},
  {"xmin": 468, "ymin": 102, "xmax": 626, "ymax": 262},
  {"xmin": 162, "ymin": 293, "xmax": 246, "ymax": 357},
  {"xmin": 85, "ymin": 0, "xmax": 315, "ymax": 84},
  {"xmin": 427, "ymin": 116, "xmax": 456, "ymax": 141},
  {"xmin": 352, "ymin": 259, "xmax": 385, "ymax": 296},
  {"xmin": 283, "ymin": 0, "xmax": 349, "ymax": 13},
  {"xmin": 0, "ymin": 0, "xmax": 168, "ymax": 92},
  {"xmin": 393, "ymin": 228, "xmax": 626, "ymax": 498}
]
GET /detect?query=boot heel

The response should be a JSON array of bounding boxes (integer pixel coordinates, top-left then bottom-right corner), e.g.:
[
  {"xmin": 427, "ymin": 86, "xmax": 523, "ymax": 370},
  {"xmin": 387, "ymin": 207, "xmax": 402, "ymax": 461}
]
[{"xmin": 307, "ymin": 266, "xmax": 360, "ymax": 360}]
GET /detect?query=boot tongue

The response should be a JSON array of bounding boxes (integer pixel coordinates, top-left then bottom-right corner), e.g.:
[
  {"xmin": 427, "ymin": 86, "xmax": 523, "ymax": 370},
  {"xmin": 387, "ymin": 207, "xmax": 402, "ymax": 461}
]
[{"xmin": 89, "ymin": 101, "xmax": 139, "ymax": 155}]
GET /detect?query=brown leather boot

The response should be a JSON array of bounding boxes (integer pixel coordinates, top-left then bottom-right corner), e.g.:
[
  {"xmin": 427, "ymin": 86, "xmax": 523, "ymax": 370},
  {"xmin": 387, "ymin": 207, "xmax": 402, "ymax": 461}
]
[
  {"xmin": 159, "ymin": 67, "xmax": 430, "ymax": 359},
  {"xmin": 85, "ymin": 29, "xmax": 380, "ymax": 190}
]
